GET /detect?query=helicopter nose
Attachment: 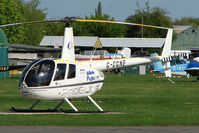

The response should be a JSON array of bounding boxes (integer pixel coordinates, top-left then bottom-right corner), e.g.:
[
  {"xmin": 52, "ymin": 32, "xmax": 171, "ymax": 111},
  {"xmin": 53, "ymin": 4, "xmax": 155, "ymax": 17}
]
[
  {"xmin": 98, "ymin": 71, "xmax": 104, "ymax": 79},
  {"xmin": 20, "ymin": 84, "xmax": 31, "ymax": 97}
]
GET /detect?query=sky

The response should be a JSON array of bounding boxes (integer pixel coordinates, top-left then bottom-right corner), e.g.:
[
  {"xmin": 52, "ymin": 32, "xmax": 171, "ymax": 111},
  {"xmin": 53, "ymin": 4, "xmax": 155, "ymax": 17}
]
[{"xmin": 23, "ymin": 0, "xmax": 199, "ymax": 21}]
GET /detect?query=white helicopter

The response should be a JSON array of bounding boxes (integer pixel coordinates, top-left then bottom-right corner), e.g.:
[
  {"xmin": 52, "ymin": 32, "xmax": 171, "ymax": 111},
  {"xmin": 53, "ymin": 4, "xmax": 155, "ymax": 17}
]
[{"xmin": 0, "ymin": 17, "xmax": 173, "ymax": 112}]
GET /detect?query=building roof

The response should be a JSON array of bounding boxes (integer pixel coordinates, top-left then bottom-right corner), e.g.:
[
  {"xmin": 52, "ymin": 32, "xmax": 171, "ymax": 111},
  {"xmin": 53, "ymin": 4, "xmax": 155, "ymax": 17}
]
[
  {"xmin": 173, "ymin": 25, "xmax": 192, "ymax": 34},
  {"xmin": 99, "ymin": 38, "xmax": 165, "ymax": 48},
  {"xmin": 40, "ymin": 36, "xmax": 165, "ymax": 48},
  {"xmin": 40, "ymin": 36, "xmax": 99, "ymax": 47}
]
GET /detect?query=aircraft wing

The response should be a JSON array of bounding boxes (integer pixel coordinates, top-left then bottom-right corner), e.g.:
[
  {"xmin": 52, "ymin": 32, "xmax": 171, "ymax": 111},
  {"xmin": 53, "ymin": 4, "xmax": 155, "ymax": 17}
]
[
  {"xmin": 185, "ymin": 68, "xmax": 199, "ymax": 76},
  {"xmin": 0, "ymin": 65, "xmax": 26, "ymax": 72}
]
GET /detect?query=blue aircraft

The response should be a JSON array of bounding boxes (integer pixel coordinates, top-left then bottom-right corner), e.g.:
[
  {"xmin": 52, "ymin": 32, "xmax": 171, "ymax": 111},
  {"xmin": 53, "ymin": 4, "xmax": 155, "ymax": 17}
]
[
  {"xmin": 151, "ymin": 53, "xmax": 189, "ymax": 76},
  {"xmin": 185, "ymin": 59, "xmax": 199, "ymax": 77}
]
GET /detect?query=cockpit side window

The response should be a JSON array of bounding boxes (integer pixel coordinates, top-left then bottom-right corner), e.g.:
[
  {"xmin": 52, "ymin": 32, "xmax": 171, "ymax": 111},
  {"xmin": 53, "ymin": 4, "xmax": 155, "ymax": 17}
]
[
  {"xmin": 67, "ymin": 64, "xmax": 76, "ymax": 79},
  {"xmin": 54, "ymin": 64, "xmax": 66, "ymax": 81}
]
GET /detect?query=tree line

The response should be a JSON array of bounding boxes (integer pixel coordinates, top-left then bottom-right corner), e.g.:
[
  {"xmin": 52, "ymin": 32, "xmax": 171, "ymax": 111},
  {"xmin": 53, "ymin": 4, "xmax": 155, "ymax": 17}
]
[
  {"xmin": 0, "ymin": 0, "xmax": 47, "ymax": 45},
  {"xmin": 0, "ymin": 0, "xmax": 198, "ymax": 46}
]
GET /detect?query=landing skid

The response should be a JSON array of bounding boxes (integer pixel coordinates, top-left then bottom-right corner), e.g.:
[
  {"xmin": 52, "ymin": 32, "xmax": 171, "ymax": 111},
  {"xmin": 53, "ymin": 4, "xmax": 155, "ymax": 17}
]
[
  {"xmin": 10, "ymin": 96, "xmax": 104, "ymax": 113},
  {"xmin": 10, "ymin": 107, "xmax": 60, "ymax": 112},
  {"xmin": 10, "ymin": 107, "xmax": 105, "ymax": 113}
]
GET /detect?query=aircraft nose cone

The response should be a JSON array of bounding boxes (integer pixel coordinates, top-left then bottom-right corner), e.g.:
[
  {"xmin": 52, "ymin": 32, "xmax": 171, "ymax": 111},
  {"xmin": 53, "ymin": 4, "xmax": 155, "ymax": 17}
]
[
  {"xmin": 98, "ymin": 71, "xmax": 104, "ymax": 79},
  {"xmin": 20, "ymin": 84, "xmax": 31, "ymax": 98}
]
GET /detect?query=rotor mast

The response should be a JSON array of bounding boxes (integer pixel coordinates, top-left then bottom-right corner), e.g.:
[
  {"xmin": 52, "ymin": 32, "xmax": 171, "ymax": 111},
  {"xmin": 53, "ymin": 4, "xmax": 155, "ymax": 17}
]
[{"xmin": 60, "ymin": 18, "xmax": 75, "ymax": 60}]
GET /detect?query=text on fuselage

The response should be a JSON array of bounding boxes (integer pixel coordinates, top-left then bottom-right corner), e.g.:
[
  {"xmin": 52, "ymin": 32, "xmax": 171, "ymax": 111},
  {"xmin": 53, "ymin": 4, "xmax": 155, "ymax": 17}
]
[
  {"xmin": 86, "ymin": 70, "xmax": 99, "ymax": 81},
  {"xmin": 106, "ymin": 60, "xmax": 126, "ymax": 69}
]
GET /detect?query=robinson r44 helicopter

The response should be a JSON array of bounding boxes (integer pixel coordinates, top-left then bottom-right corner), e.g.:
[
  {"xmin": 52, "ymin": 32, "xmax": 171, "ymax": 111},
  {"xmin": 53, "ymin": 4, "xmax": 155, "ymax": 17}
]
[{"xmin": 0, "ymin": 17, "xmax": 173, "ymax": 112}]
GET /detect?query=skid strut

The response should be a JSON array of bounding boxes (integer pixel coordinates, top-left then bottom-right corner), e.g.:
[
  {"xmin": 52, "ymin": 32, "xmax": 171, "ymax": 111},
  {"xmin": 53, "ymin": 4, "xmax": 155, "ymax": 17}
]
[
  {"xmin": 53, "ymin": 100, "xmax": 65, "ymax": 111},
  {"xmin": 64, "ymin": 98, "xmax": 78, "ymax": 112},
  {"xmin": 88, "ymin": 96, "xmax": 104, "ymax": 112},
  {"xmin": 29, "ymin": 100, "xmax": 40, "ymax": 110}
]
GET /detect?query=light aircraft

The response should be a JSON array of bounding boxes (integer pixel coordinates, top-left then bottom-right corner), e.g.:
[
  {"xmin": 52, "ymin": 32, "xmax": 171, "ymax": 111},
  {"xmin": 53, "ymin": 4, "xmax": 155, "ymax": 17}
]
[
  {"xmin": 185, "ymin": 58, "xmax": 199, "ymax": 80},
  {"xmin": 151, "ymin": 53, "xmax": 189, "ymax": 76},
  {"xmin": 0, "ymin": 17, "xmax": 173, "ymax": 112}
]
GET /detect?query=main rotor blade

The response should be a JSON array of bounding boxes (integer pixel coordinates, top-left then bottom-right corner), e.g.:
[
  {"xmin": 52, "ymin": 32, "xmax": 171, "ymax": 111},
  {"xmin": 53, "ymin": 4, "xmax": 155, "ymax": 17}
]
[
  {"xmin": 0, "ymin": 17, "xmax": 170, "ymax": 30},
  {"xmin": 75, "ymin": 19, "xmax": 169, "ymax": 30},
  {"xmin": 0, "ymin": 19, "xmax": 60, "ymax": 28}
]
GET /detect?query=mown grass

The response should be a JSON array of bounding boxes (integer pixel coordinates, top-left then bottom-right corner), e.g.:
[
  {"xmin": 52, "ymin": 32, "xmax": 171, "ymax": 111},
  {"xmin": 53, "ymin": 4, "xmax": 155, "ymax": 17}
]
[{"xmin": 0, "ymin": 74, "xmax": 199, "ymax": 126}]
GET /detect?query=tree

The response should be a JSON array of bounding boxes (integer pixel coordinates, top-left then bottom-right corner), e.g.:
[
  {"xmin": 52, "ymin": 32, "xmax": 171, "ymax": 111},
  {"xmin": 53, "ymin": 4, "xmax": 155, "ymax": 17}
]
[
  {"xmin": 22, "ymin": 0, "xmax": 47, "ymax": 45},
  {"xmin": 95, "ymin": 1, "xmax": 102, "ymax": 17},
  {"xmin": 72, "ymin": 2, "xmax": 127, "ymax": 38},
  {"xmin": 84, "ymin": 15, "xmax": 127, "ymax": 37},
  {"xmin": 126, "ymin": 2, "xmax": 172, "ymax": 38},
  {"xmin": 174, "ymin": 17, "xmax": 199, "ymax": 28},
  {"xmin": 0, "ymin": 0, "xmax": 47, "ymax": 45},
  {"xmin": 44, "ymin": 22, "xmax": 65, "ymax": 36},
  {"xmin": 72, "ymin": 15, "xmax": 127, "ymax": 37},
  {"xmin": 0, "ymin": 0, "xmax": 26, "ymax": 43}
]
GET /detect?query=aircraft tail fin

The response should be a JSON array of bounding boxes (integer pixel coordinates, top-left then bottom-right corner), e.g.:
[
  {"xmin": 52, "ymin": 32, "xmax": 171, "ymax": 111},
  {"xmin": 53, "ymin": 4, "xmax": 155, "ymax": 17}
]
[
  {"xmin": 61, "ymin": 27, "xmax": 75, "ymax": 61},
  {"xmin": 161, "ymin": 29, "xmax": 173, "ymax": 57},
  {"xmin": 160, "ymin": 29, "xmax": 173, "ymax": 78}
]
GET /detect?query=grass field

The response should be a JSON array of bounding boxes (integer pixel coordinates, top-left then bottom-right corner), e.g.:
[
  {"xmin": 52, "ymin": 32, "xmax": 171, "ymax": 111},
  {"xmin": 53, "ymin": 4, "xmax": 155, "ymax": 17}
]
[{"xmin": 0, "ymin": 73, "xmax": 199, "ymax": 126}]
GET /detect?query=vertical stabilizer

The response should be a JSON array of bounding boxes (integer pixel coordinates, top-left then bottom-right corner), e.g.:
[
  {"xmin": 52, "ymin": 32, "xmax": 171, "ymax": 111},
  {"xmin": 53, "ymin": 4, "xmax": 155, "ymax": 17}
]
[
  {"xmin": 161, "ymin": 29, "xmax": 173, "ymax": 78},
  {"xmin": 61, "ymin": 27, "xmax": 75, "ymax": 61},
  {"xmin": 161, "ymin": 29, "xmax": 173, "ymax": 56}
]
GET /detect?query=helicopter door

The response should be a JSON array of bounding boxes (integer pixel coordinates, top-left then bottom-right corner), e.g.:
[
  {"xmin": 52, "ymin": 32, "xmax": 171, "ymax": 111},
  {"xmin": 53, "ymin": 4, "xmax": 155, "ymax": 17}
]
[{"xmin": 53, "ymin": 64, "xmax": 67, "ymax": 85}]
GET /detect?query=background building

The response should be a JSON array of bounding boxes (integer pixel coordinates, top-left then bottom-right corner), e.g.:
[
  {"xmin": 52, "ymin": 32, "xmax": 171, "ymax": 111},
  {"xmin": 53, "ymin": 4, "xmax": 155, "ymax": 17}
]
[
  {"xmin": 172, "ymin": 25, "xmax": 199, "ymax": 50},
  {"xmin": 171, "ymin": 25, "xmax": 199, "ymax": 58},
  {"xmin": 40, "ymin": 36, "xmax": 165, "ymax": 56}
]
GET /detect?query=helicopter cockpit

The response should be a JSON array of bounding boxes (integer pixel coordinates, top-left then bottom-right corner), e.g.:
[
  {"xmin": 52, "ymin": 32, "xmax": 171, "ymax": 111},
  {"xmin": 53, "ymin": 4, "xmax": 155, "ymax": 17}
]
[
  {"xmin": 19, "ymin": 59, "xmax": 77, "ymax": 88},
  {"xmin": 19, "ymin": 59, "xmax": 55, "ymax": 87}
]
